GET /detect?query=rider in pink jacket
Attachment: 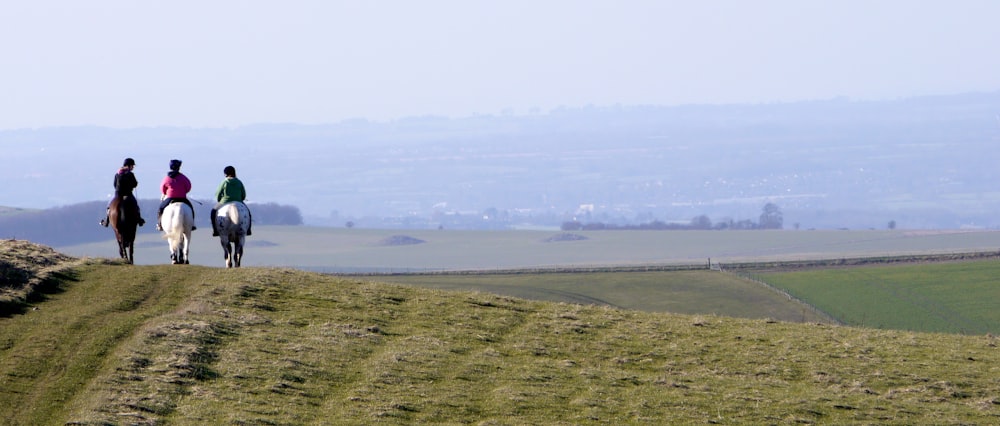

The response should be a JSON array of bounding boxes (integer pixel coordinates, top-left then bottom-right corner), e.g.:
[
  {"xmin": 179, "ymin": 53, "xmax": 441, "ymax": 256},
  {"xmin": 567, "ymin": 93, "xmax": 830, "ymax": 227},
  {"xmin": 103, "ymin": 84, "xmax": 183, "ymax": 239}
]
[{"xmin": 156, "ymin": 159, "xmax": 197, "ymax": 231}]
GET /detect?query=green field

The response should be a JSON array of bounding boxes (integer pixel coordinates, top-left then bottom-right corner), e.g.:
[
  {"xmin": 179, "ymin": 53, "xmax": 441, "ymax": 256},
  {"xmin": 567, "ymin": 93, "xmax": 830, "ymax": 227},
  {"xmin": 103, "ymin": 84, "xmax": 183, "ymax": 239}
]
[
  {"xmin": 377, "ymin": 271, "xmax": 834, "ymax": 324},
  {"xmin": 759, "ymin": 260, "xmax": 1000, "ymax": 335}
]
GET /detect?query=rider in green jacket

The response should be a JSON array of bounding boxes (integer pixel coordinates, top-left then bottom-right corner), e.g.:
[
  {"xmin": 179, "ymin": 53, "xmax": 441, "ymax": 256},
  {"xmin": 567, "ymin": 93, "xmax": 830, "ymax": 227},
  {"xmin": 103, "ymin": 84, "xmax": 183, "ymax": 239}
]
[{"xmin": 211, "ymin": 165, "xmax": 252, "ymax": 236}]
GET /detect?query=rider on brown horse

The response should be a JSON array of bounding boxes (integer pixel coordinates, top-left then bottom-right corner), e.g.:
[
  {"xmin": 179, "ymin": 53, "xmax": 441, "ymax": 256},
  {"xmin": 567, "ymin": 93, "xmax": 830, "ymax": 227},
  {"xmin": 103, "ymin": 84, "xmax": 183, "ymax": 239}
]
[{"xmin": 101, "ymin": 157, "xmax": 147, "ymax": 227}]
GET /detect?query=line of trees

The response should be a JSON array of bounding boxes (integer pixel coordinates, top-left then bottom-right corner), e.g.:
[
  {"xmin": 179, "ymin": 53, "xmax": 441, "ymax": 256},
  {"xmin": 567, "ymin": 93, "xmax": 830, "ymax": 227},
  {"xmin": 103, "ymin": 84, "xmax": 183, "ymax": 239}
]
[{"xmin": 562, "ymin": 203, "xmax": 784, "ymax": 231}]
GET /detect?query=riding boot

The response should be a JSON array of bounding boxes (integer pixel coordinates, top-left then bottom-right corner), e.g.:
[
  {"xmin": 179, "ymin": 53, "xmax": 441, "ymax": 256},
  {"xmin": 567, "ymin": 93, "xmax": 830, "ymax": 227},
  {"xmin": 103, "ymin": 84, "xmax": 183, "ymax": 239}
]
[
  {"xmin": 155, "ymin": 213, "xmax": 162, "ymax": 231},
  {"xmin": 210, "ymin": 208, "xmax": 219, "ymax": 236},
  {"xmin": 100, "ymin": 209, "xmax": 109, "ymax": 227}
]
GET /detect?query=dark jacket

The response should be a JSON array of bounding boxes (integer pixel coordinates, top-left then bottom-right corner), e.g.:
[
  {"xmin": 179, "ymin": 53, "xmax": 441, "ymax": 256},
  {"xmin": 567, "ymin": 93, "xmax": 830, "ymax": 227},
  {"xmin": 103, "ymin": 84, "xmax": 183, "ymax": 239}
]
[{"xmin": 114, "ymin": 168, "xmax": 139, "ymax": 196}]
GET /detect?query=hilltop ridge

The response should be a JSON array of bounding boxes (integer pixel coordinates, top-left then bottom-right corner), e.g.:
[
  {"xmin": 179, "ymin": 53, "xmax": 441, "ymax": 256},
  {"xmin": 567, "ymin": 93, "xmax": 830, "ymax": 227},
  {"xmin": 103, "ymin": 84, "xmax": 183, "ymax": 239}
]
[{"xmin": 1, "ymin": 241, "xmax": 998, "ymax": 423}]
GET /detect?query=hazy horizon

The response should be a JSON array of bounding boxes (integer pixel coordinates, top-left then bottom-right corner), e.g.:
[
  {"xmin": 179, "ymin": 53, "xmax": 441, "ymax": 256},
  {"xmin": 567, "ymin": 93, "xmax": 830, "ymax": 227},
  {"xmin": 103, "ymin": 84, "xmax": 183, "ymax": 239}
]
[{"xmin": 3, "ymin": 1, "xmax": 1000, "ymax": 130}]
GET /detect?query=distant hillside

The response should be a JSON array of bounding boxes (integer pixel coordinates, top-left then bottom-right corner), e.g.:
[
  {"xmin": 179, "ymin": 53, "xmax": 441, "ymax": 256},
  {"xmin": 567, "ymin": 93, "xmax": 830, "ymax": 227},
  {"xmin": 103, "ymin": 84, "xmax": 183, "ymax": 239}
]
[
  {"xmin": 0, "ymin": 206, "xmax": 37, "ymax": 217},
  {"xmin": 2, "ymin": 242, "xmax": 999, "ymax": 424},
  {"xmin": 0, "ymin": 200, "xmax": 303, "ymax": 246},
  {"xmin": 5, "ymin": 91, "xmax": 1000, "ymax": 230}
]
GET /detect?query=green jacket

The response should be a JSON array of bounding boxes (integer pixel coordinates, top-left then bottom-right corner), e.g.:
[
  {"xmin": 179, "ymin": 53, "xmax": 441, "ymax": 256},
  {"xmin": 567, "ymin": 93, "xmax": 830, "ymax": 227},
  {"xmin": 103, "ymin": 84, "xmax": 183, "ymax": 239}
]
[{"xmin": 215, "ymin": 177, "xmax": 246, "ymax": 204}]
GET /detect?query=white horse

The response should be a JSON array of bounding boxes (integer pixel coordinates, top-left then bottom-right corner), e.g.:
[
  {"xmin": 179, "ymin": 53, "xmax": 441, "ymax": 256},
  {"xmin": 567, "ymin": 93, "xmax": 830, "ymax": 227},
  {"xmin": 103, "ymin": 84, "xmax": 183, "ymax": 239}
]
[
  {"xmin": 161, "ymin": 202, "xmax": 194, "ymax": 264},
  {"xmin": 215, "ymin": 201, "xmax": 251, "ymax": 268}
]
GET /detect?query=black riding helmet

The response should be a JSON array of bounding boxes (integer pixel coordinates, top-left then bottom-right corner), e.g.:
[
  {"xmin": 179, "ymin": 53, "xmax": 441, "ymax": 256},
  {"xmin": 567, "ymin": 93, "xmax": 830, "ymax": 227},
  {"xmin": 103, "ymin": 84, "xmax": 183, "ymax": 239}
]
[
  {"xmin": 224, "ymin": 165, "xmax": 236, "ymax": 177},
  {"xmin": 169, "ymin": 159, "xmax": 182, "ymax": 171},
  {"xmin": 123, "ymin": 158, "xmax": 136, "ymax": 167}
]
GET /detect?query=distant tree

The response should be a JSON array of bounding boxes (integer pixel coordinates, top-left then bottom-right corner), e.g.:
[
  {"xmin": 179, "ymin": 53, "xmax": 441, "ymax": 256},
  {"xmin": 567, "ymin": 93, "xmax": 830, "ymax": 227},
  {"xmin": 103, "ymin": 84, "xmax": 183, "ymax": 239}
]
[
  {"xmin": 759, "ymin": 203, "xmax": 783, "ymax": 229},
  {"xmin": 690, "ymin": 215, "xmax": 712, "ymax": 230},
  {"xmin": 888, "ymin": 220, "xmax": 896, "ymax": 230},
  {"xmin": 561, "ymin": 221, "xmax": 583, "ymax": 231},
  {"xmin": 582, "ymin": 222, "xmax": 608, "ymax": 231},
  {"xmin": 249, "ymin": 202, "xmax": 303, "ymax": 225},
  {"xmin": 346, "ymin": 221, "xmax": 355, "ymax": 229}
]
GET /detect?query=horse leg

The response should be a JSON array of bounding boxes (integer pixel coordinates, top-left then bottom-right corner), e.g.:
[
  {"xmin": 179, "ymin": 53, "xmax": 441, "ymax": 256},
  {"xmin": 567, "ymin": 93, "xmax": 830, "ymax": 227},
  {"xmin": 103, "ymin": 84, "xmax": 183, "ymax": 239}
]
[
  {"xmin": 234, "ymin": 240, "xmax": 242, "ymax": 268},
  {"xmin": 220, "ymin": 237, "xmax": 231, "ymax": 268}
]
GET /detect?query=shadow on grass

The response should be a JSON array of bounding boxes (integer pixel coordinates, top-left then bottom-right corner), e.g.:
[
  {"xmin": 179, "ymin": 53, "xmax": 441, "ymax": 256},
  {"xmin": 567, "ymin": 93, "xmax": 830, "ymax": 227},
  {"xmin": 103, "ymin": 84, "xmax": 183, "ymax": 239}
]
[{"xmin": 0, "ymin": 269, "xmax": 79, "ymax": 318}]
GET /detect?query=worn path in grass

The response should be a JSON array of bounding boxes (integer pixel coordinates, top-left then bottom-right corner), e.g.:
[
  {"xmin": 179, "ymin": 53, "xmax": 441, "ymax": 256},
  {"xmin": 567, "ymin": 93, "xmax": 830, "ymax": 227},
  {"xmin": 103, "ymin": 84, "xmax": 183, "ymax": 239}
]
[{"xmin": 0, "ymin": 262, "xmax": 197, "ymax": 424}]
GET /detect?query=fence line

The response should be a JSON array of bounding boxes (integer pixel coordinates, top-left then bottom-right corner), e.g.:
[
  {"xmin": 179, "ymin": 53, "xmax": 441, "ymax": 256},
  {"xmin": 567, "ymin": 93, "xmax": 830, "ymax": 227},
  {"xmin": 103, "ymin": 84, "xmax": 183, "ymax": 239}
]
[{"xmin": 716, "ymin": 262, "xmax": 844, "ymax": 326}]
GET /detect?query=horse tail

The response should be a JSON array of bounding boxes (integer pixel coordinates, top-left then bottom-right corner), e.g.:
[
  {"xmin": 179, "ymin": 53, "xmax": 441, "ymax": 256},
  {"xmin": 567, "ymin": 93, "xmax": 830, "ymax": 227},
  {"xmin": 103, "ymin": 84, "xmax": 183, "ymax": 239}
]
[
  {"xmin": 160, "ymin": 203, "xmax": 193, "ymax": 240},
  {"xmin": 163, "ymin": 227, "xmax": 184, "ymax": 241}
]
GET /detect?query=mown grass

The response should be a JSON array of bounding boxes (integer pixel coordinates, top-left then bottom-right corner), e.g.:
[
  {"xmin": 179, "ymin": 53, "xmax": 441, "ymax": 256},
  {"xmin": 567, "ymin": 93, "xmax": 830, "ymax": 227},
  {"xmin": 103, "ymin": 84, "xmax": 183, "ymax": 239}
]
[
  {"xmin": 3, "ymin": 253, "xmax": 1000, "ymax": 424},
  {"xmin": 759, "ymin": 260, "xmax": 1000, "ymax": 335}
]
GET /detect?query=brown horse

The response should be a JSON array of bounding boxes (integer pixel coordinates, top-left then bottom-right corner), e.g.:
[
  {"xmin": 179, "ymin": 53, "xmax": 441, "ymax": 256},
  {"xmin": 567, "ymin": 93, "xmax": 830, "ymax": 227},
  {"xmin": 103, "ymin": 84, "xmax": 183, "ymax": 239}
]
[{"xmin": 109, "ymin": 195, "xmax": 139, "ymax": 264}]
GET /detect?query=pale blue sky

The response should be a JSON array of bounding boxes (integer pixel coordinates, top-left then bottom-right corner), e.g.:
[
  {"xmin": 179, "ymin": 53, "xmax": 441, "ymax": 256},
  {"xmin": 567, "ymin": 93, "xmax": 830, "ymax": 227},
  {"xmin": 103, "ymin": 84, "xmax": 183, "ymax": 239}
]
[{"xmin": 2, "ymin": 1, "xmax": 999, "ymax": 129}]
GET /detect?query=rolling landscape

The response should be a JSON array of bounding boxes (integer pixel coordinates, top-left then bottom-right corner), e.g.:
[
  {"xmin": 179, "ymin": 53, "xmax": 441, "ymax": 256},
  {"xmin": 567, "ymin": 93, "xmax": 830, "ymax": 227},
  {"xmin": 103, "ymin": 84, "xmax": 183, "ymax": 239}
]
[
  {"xmin": 5, "ymin": 91, "xmax": 1000, "ymax": 231},
  {"xmin": 5, "ymin": 92, "xmax": 1000, "ymax": 421},
  {"xmin": 6, "ymin": 2, "xmax": 1000, "ymax": 423}
]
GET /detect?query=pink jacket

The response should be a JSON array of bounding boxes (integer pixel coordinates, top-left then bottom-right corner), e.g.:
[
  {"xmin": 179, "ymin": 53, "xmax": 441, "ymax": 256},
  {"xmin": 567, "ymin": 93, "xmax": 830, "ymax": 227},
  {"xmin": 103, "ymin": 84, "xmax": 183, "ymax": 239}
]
[{"xmin": 161, "ymin": 172, "xmax": 192, "ymax": 198}]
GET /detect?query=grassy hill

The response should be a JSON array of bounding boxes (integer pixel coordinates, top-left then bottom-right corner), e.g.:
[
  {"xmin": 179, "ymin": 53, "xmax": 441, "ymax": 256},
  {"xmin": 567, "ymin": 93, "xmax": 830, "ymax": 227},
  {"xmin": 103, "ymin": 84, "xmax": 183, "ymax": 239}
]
[{"xmin": 3, "ymin": 241, "xmax": 1000, "ymax": 424}]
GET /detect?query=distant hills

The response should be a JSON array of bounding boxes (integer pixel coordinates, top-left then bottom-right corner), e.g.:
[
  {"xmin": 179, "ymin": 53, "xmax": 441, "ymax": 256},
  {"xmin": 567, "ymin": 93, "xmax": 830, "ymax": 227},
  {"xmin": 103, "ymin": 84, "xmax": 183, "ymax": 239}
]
[
  {"xmin": 4, "ymin": 91, "xmax": 1000, "ymax": 230},
  {"xmin": 0, "ymin": 201, "xmax": 301, "ymax": 247}
]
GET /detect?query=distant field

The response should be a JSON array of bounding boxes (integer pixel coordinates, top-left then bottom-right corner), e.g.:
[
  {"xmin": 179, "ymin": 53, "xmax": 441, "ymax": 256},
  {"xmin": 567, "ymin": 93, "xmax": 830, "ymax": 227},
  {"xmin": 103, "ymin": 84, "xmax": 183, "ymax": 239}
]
[
  {"xmin": 759, "ymin": 260, "xmax": 1000, "ymax": 335},
  {"xmin": 55, "ymin": 227, "xmax": 1000, "ymax": 333},
  {"xmin": 375, "ymin": 270, "xmax": 834, "ymax": 323},
  {"xmin": 57, "ymin": 226, "xmax": 1000, "ymax": 271}
]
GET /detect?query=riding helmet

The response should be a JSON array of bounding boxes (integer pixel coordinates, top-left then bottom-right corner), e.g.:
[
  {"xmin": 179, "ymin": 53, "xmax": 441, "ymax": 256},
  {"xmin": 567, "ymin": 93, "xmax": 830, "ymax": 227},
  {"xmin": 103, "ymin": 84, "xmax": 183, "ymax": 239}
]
[
  {"xmin": 123, "ymin": 158, "xmax": 136, "ymax": 167},
  {"xmin": 169, "ymin": 159, "xmax": 182, "ymax": 171}
]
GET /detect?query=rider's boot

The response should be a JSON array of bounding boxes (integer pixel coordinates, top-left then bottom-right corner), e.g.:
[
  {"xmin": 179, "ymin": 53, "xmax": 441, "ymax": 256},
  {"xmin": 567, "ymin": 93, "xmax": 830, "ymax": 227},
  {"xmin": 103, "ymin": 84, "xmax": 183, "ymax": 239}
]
[{"xmin": 210, "ymin": 209, "xmax": 218, "ymax": 236}]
